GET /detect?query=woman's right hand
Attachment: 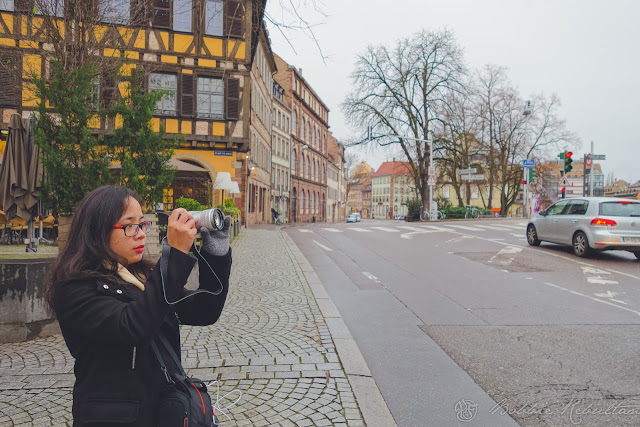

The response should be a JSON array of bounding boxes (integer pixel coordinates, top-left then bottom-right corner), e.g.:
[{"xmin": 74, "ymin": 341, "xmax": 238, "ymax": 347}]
[{"xmin": 167, "ymin": 208, "xmax": 197, "ymax": 254}]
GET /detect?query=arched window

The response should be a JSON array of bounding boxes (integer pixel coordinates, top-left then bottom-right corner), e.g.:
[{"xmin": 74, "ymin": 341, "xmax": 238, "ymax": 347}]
[
  {"xmin": 322, "ymin": 134, "xmax": 325, "ymax": 153},
  {"xmin": 292, "ymin": 110, "xmax": 297, "ymax": 133},
  {"xmin": 306, "ymin": 190, "xmax": 310, "ymax": 213},
  {"xmin": 312, "ymin": 192, "xmax": 316, "ymax": 214},
  {"xmin": 292, "ymin": 149, "xmax": 296, "ymax": 173},
  {"xmin": 301, "ymin": 118, "xmax": 305, "ymax": 140},
  {"xmin": 300, "ymin": 191, "xmax": 305, "ymax": 214},
  {"xmin": 306, "ymin": 155, "xmax": 310, "ymax": 178},
  {"xmin": 312, "ymin": 160, "xmax": 315, "ymax": 181},
  {"xmin": 301, "ymin": 154, "xmax": 305, "ymax": 177}
]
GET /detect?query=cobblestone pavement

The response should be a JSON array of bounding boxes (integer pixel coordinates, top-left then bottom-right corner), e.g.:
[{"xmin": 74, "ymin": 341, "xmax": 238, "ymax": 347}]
[{"xmin": 0, "ymin": 228, "xmax": 366, "ymax": 426}]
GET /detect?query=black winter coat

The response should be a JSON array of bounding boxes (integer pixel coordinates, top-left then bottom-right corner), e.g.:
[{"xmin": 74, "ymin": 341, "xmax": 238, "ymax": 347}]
[{"xmin": 54, "ymin": 247, "xmax": 231, "ymax": 426}]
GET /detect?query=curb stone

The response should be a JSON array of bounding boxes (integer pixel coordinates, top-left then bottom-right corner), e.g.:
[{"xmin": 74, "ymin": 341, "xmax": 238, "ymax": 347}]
[{"xmin": 280, "ymin": 230, "xmax": 398, "ymax": 427}]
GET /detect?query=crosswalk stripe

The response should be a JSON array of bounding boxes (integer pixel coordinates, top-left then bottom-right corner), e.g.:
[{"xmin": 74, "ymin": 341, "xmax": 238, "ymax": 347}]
[
  {"xmin": 371, "ymin": 226, "xmax": 400, "ymax": 232},
  {"xmin": 299, "ymin": 229, "xmax": 313, "ymax": 233},
  {"xmin": 348, "ymin": 227, "xmax": 371, "ymax": 232},
  {"xmin": 475, "ymin": 225, "xmax": 513, "ymax": 231},
  {"xmin": 422, "ymin": 225, "xmax": 456, "ymax": 232},
  {"xmin": 446, "ymin": 224, "xmax": 484, "ymax": 231},
  {"xmin": 396, "ymin": 225, "xmax": 426, "ymax": 232},
  {"xmin": 321, "ymin": 228, "xmax": 342, "ymax": 232},
  {"xmin": 499, "ymin": 224, "xmax": 526, "ymax": 230}
]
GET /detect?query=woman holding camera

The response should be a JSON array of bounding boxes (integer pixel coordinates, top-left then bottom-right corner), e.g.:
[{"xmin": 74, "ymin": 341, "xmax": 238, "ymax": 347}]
[{"xmin": 46, "ymin": 185, "xmax": 231, "ymax": 426}]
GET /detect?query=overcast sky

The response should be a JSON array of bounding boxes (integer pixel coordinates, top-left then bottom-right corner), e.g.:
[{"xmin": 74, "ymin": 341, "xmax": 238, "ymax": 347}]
[{"xmin": 267, "ymin": 0, "xmax": 639, "ymax": 183}]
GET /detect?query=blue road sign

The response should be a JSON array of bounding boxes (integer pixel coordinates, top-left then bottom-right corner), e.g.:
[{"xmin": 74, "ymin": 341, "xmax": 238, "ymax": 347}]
[{"xmin": 522, "ymin": 159, "xmax": 535, "ymax": 168}]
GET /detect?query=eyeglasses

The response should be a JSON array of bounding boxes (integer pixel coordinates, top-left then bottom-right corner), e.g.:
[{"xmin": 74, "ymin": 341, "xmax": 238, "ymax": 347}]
[{"xmin": 112, "ymin": 221, "xmax": 151, "ymax": 237}]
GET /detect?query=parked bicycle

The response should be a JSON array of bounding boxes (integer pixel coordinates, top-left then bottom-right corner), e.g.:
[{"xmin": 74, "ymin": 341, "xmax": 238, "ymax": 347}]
[
  {"xmin": 420, "ymin": 207, "xmax": 445, "ymax": 221},
  {"xmin": 465, "ymin": 206, "xmax": 480, "ymax": 219}
]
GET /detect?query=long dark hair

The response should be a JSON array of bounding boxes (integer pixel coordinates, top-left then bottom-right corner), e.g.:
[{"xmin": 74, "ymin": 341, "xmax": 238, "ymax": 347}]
[{"xmin": 46, "ymin": 185, "xmax": 154, "ymax": 311}]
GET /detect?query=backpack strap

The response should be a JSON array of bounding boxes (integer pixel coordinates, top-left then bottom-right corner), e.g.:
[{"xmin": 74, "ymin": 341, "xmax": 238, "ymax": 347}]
[
  {"xmin": 150, "ymin": 339, "xmax": 176, "ymax": 384},
  {"xmin": 156, "ymin": 332, "xmax": 188, "ymax": 378}
]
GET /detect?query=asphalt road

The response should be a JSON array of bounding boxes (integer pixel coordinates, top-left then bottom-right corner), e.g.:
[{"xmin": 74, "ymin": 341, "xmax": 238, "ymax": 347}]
[{"xmin": 285, "ymin": 218, "xmax": 640, "ymax": 427}]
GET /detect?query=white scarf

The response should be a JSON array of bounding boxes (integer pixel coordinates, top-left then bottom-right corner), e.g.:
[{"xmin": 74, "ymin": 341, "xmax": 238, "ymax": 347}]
[{"xmin": 116, "ymin": 263, "xmax": 146, "ymax": 291}]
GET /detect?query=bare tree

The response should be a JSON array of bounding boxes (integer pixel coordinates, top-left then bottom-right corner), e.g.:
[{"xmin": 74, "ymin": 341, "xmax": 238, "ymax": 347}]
[{"xmin": 342, "ymin": 28, "xmax": 466, "ymax": 214}]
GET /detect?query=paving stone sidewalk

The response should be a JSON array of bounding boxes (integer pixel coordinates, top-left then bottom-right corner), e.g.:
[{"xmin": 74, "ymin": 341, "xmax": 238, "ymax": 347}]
[{"xmin": 0, "ymin": 228, "xmax": 366, "ymax": 426}]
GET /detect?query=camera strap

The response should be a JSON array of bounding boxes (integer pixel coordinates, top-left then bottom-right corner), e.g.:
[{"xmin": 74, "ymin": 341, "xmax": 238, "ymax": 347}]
[{"xmin": 159, "ymin": 237, "xmax": 224, "ymax": 305}]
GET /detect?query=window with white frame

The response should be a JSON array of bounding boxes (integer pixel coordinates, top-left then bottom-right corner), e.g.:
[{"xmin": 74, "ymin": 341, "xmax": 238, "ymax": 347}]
[
  {"xmin": 173, "ymin": 0, "xmax": 192, "ymax": 32},
  {"xmin": 471, "ymin": 186, "xmax": 479, "ymax": 199},
  {"xmin": 197, "ymin": 76, "xmax": 224, "ymax": 119},
  {"xmin": 443, "ymin": 185, "xmax": 450, "ymax": 198},
  {"xmin": 205, "ymin": 0, "xmax": 223, "ymax": 36},
  {"xmin": 149, "ymin": 73, "xmax": 177, "ymax": 115}
]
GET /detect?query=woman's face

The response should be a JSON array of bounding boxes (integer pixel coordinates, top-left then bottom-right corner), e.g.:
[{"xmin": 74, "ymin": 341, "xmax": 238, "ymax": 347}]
[{"xmin": 109, "ymin": 197, "xmax": 146, "ymax": 265}]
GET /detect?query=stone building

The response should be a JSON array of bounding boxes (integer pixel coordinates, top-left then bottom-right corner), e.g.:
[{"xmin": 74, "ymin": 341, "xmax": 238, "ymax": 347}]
[
  {"xmin": 273, "ymin": 53, "xmax": 329, "ymax": 223},
  {"xmin": 247, "ymin": 24, "xmax": 275, "ymax": 225},
  {"xmin": 371, "ymin": 161, "xmax": 412, "ymax": 219},
  {"xmin": 271, "ymin": 80, "xmax": 291, "ymax": 222},
  {"xmin": 326, "ymin": 133, "xmax": 346, "ymax": 222}
]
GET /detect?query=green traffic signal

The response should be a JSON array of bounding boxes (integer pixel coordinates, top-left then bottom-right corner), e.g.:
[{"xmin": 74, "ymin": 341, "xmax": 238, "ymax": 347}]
[
  {"xmin": 529, "ymin": 168, "xmax": 537, "ymax": 182},
  {"xmin": 564, "ymin": 151, "xmax": 573, "ymax": 173},
  {"xmin": 557, "ymin": 151, "xmax": 566, "ymax": 160}
]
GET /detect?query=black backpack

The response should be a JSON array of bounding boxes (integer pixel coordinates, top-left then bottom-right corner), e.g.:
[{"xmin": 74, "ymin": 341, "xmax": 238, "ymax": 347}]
[{"xmin": 151, "ymin": 334, "xmax": 217, "ymax": 427}]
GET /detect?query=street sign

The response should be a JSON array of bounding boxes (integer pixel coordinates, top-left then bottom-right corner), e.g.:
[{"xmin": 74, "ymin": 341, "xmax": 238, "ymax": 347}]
[
  {"xmin": 461, "ymin": 174, "xmax": 485, "ymax": 180},
  {"xmin": 559, "ymin": 176, "xmax": 569, "ymax": 187},
  {"xmin": 428, "ymin": 168, "xmax": 436, "ymax": 177},
  {"xmin": 592, "ymin": 154, "xmax": 606, "ymax": 160},
  {"xmin": 522, "ymin": 159, "xmax": 535, "ymax": 168},
  {"xmin": 457, "ymin": 168, "xmax": 477, "ymax": 175},
  {"xmin": 585, "ymin": 153, "xmax": 593, "ymax": 167},
  {"xmin": 427, "ymin": 176, "xmax": 436, "ymax": 185}
]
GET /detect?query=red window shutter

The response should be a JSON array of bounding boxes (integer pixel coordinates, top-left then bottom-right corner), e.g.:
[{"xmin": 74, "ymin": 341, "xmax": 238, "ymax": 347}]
[
  {"xmin": 152, "ymin": 0, "xmax": 171, "ymax": 28},
  {"xmin": 0, "ymin": 53, "xmax": 21, "ymax": 108},
  {"xmin": 224, "ymin": 1, "xmax": 243, "ymax": 38},
  {"xmin": 225, "ymin": 78, "xmax": 239, "ymax": 120},
  {"xmin": 181, "ymin": 74, "xmax": 194, "ymax": 117}
]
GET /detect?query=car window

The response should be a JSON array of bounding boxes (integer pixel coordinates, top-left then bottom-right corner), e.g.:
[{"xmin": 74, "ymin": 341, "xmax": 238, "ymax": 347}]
[
  {"xmin": 599, "ymin": 201, "xmax": 640, "ymax": 217},
  {"xmin": 546, "ymin": 200, "xmax": 569, "ymax": 216},
  {"xmin": 566, "ymin": 200, "xmax": 589, "ymax": 215}
]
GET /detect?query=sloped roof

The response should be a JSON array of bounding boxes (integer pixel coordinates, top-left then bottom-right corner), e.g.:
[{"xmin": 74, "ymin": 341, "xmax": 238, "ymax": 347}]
[{"xmin": 373, "ymin": 161, "xmax": 412, "ymax": 177}]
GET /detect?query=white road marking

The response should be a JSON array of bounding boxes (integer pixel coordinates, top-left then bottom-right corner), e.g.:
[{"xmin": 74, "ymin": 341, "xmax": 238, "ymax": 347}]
[
  {"xmin": 363, "ymin": 272, "xmax": 380, "ymax": 283},
  {"xmin": 348, "ymin": 227, "xmax": 371, "ymax": 232},
  {"xmin": 451, "ymin": 230, "xmax": 640, "ymax": 282},
  {"xmin": 422, "ymin": 225, "xmax": 456, "ymax": 232},
  {"xmin": 488, "ymin": 246, "xmax": 522, "ymax": 265},
  {"xmin": 587, "ymin": 276, "xmax": 619, "ymax": 285},
  {"xmin": 500, "ymin": 224, "xmax": 527, "ymax": 230},
  {"xmin": 445, "ymin": 235, "xmax": 473, "ymax": 244},
  {"xmin": 476, "ymin": 225, "xmax": 514, "ymax": 231},
  {"xmin": 447, "ymin": 224, "xmax": 484, "ymax": 231},
  {"xmin": 321, "ymin": 228, "xmax": 342, "ymax": 233},
  {"xmin": 594, "ymin": 291, "xmax": 619, "ymax": 298},
  {"xmin": 611, "ymin": 299, "xmax": 629, "ymax": 305},
  {"xmin": 544, "ymin": 282, "xmax": 640, "ymax": 316},
  {"xmin": 371, "ymin": 226, "xmax": 400, "ymax": 232},
  {"xmin": 313, "ymin": 240, "xmax": 333, "ymax": 252},
  {"xmin": 396, "ymin": 225, "xmax": 427, "ymax": 232},
  {"xmin": 581, "ymin": 266, "xmax": 611, "ymax": 275},
  {"xmin": 299, "ymin": 229, "xmax": 313, "ymax": 233},
  {"xmin": 511, "ymin": 233, "xmax": 524, "ymax": 238}
]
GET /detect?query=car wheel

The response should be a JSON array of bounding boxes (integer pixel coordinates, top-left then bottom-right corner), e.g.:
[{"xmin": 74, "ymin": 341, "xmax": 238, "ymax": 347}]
[
  {"xmin": 526, "ymin": 225, "xmax": 541, "ymax": 246},
  {"xmin": 572, "ymin": 231, "xmax": 592, "ymax": 258}
]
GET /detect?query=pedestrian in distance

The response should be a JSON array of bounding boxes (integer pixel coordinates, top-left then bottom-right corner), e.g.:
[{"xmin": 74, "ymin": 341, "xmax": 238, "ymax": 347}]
[{"xmin": 46, "ymin": 185, "xmax": 232, "ymax": 426}]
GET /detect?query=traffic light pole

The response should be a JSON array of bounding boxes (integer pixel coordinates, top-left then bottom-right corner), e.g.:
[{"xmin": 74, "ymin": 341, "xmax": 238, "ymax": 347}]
[{"xmin": 589, "ymin": 141, "xmax": 594, "ymax": 197}]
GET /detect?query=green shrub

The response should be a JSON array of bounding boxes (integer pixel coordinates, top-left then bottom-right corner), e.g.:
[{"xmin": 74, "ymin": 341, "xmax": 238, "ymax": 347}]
[
  {"xmin": 217, "ymin": 198, "xmax": 241, "ymax": 217},
  {"xmin": 445, "ymin": 207, "xmax": 468, "ymax": 218},
  {"xmin": 434, "ymin": 196, "xmax": 452, "ymax": 211},
  {"xmin": 175, "ymin": 197, "xmax": 206, "ymax": 211}
]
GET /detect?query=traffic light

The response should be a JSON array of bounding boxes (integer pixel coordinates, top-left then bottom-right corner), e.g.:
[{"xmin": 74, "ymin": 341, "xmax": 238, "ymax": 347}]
[
  {"xmin": 561, "ymin": 187, "xmax": 566, "ymax": 199},
  {"xmin": 564, "ymin": 151, "xmax": 573, "ymax": 173},
  {"xmin": 529, "ymin": 168, "xmax": 537, "ymax": 182},
  {"xmin": 557, "ymin": 151, "xmax": 566, "ymax": 160}
]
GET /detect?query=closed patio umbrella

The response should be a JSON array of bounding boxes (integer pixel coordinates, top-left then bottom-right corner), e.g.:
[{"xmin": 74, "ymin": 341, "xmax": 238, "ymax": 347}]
[{"xmin": 0, "ymin": 114, "xmax": 41, "ymax": 248}]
